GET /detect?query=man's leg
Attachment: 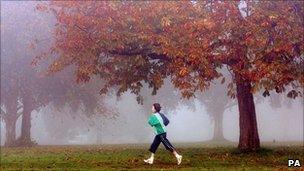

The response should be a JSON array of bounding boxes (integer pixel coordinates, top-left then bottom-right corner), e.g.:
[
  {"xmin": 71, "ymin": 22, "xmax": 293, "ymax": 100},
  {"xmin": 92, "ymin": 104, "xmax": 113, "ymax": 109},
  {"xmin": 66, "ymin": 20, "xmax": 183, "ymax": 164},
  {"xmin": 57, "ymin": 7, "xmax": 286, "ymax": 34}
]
[
  {"xmin": 149, "ymin": 135, "xmax": 161, "ymax": 153},
  {"xmin": 144, "ymin": 135, "xmax": 161, "ymax": 164},
  {"xmin": 159, "ymin": 133, "xmax": 175, "ymax": 152},
  {"xmin": 159, "ymin": 133, "xmax": 182, "ymax": 165}
]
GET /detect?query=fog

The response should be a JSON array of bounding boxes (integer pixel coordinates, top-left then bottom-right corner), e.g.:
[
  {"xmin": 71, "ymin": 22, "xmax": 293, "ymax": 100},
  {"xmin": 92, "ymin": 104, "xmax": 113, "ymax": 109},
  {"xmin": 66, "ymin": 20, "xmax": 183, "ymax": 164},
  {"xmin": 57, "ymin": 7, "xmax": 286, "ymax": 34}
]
[
  {"xmin": 1, "ymin": 88, "xmax": 303, "ymax": 145},
  {"xmin": 1, "ymin": 1, "xmax": 303, "ymax": 146}
]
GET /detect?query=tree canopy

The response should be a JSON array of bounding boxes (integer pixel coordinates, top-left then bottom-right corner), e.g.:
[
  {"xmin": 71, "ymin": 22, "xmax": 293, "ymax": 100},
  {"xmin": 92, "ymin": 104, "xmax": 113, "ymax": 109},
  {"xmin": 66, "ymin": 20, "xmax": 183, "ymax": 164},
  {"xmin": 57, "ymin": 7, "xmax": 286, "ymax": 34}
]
[
  {"xmin": 36, "ymin": 1, "xmax": 303, "ymax": 97},
  {"xmin": 36, "ymin": 1, "xmax": 304, "ymax": 151}
]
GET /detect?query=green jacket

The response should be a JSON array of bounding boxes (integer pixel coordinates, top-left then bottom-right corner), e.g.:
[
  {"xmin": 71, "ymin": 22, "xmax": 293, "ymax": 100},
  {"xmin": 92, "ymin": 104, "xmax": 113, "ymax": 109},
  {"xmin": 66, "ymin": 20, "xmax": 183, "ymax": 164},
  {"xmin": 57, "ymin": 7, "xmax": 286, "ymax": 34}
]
[{"xmin": 148, "ymin": 113, "xmax": 166, "ymax": 135}]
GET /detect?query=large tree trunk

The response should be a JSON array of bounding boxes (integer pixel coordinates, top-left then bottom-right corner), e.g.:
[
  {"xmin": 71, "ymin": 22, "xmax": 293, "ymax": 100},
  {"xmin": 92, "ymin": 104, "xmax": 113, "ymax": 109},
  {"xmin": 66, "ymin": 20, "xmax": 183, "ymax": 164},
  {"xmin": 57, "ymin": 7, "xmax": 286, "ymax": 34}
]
[
  {"xmin": 235, "ymin": 74, "xmax": 260, "ymax": 151},
  {"xmin": 19, "ymin": 107, "xmax": 32, "ymax": 143},
  {"xmin": 212, "ymin": 110, "xmax": 226, "ymax": 141},
  {"xmin": 17, "ymin": 94, "xmax": 36, "ymax": 146},
  {"xmin": 4, "ymin": 116, "xmax": 17, "ymax": 147},
  {"xmin": 3, "ymin": 98, "xmax": 19, "ymax": 147}
]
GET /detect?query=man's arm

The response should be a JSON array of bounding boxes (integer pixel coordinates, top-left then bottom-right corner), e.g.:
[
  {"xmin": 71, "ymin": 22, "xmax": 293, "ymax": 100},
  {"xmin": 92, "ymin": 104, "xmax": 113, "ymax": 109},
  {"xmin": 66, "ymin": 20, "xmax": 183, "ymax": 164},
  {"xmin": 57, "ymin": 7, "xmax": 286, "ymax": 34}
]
[{"xmin": 148, "ymin": 115, "xmax": 159, "ymax": 126}]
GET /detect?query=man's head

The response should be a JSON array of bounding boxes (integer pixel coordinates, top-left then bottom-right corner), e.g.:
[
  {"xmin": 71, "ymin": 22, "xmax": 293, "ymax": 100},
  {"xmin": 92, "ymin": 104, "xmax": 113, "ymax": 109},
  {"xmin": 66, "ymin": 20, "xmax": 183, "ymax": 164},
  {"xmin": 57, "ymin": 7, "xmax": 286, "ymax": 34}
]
[{"xmin": 152, "ymin": 103, "xmax": 161, "ymax": 113}]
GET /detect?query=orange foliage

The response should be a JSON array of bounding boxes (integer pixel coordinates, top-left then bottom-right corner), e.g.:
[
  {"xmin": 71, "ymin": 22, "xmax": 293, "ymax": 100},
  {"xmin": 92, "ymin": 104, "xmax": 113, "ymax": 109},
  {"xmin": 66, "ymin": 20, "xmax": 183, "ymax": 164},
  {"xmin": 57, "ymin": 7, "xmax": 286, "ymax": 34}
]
[{"xmin": 36, "ymin": 1, "xmax": 304, "ymax": 99}]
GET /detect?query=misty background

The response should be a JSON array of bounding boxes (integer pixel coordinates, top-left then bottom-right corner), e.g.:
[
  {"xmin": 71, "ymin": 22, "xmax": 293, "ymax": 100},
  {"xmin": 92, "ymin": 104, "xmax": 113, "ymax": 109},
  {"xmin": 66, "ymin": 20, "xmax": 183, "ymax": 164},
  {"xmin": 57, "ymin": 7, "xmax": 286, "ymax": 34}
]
[
  {"xmin": 1, "ymin": 89, "xmax": 303, "ymax": 145},
  {"xmin": 1, "ymin": 1, "xmax": 303, "ymax": 146}
]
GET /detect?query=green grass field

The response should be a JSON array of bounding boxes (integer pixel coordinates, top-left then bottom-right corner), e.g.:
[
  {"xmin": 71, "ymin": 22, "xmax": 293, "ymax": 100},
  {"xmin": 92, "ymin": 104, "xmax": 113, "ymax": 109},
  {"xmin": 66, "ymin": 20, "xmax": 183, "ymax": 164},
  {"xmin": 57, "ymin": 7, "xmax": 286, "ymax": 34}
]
[{"xmin": 1, "ymin": 142, "xmax": 303, "ymax": 170}]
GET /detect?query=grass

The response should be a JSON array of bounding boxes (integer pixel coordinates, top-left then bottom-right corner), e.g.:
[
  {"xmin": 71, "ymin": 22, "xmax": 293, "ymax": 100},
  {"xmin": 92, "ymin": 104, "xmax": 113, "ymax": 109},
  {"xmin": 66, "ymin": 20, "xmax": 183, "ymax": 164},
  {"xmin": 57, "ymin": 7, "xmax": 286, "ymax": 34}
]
[{"xmin": 0, "ymin": 142, "xmax": 303, "ymax": 170}]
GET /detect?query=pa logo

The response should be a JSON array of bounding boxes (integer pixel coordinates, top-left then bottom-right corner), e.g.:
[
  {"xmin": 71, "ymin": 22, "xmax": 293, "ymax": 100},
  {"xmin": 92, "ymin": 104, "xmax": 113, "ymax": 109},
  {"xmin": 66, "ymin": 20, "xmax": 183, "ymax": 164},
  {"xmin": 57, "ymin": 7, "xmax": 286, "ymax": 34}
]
[{"xmin": 288, "ymin": 159, "xmax": 301, "ymax": 167}]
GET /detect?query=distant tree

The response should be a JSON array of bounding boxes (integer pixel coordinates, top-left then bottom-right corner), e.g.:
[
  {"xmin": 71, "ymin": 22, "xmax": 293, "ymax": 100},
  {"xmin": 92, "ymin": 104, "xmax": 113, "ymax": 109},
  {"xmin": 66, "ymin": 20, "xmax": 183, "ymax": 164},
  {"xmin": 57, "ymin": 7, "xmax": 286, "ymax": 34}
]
[
  {"xmin": 38, "ymin": 1, "xmax": 303, "ymax": 151},
  {"xmin": 137, "ymin": 79, "xmax": 183, "ymax": 114},
  {"xmin": 197, "ymin": 78, "xmax": 236, "ymax": 141},
  {"xmin": 40, "ymin": 76, "xmax": 116, "ymax": 144},
  {"xmin": 0, "ymin": 2, "xmax": 115, "ymax": 146},
  {"xmin": 268, "ymin": 92, "xmax": 295, "ymax": 109},
  {"xmin": 0, "ymin": 1, "xmax": 42, "ymax": 146},
  {"xmin": 0, "ymin": 63, "xmax": 22, "ymax": 146}
]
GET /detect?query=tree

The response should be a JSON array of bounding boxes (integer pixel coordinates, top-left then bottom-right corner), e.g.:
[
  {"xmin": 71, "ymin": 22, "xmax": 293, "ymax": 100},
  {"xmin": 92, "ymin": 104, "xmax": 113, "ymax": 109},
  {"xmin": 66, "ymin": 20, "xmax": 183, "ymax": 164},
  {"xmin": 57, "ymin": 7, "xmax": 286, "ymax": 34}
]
[
  {"xmin": 197, "ymin": 73, "xmax": 266, "ymax": 142},
  {"xmin": 1, "ymin": 1, "xmax": 42, "ymax": 146},
  {"xmin": 197, "ymin": 78, "xmax": 236, "ymax": 141},
  {"xmin": 37, "ymin": 1, "xmax": 304, "ymax": 151},
  {"xmin": 0, "ymin": 1, "xmax": 115, "ymax": 146},
  {"xmin": 0, "ymin": 63, "xmax": 23, "ymax": 146}
]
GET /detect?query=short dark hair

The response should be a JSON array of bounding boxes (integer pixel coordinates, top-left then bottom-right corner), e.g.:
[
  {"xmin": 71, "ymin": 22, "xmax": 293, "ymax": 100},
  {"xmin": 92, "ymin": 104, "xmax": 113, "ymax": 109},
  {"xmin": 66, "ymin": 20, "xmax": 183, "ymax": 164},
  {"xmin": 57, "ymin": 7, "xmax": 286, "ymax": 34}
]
[{"xmin": 153, "ymin": 103, "xmax": 161, "ymax": 112}]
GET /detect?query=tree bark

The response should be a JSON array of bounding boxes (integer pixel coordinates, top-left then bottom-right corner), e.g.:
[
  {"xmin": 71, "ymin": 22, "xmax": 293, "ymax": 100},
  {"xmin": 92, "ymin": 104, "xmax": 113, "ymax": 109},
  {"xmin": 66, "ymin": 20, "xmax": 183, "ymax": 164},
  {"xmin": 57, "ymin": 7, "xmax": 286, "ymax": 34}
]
[
  {"xmin": 4, "ymin": 116, "xmax": 17, "ymax": 146},
  {"xmin": 235, "ymin": 74, "xmax": 260, "ymax": 151},
  {"xmin": 3, "ymin": 97, "xmax": 19, "ymax": 147},
  {"xmin": 212, "ymin": 110, "xmax": 226, "ymax": 141},
  {"xmin": 19, "ymin": 106, "xmax": 32, "ymax": 143},
  {"xmin": 18, "ymin": 94, "xmax": 35, "ymax": 146}
]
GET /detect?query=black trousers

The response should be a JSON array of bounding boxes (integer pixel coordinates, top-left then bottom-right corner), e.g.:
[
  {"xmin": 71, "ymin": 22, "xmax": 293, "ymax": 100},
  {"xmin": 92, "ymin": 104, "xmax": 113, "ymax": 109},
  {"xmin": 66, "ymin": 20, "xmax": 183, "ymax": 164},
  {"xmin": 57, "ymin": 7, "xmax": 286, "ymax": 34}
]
[{"xmin": 149, "ymin": 133, "xmax": 175, "ymax": 153}]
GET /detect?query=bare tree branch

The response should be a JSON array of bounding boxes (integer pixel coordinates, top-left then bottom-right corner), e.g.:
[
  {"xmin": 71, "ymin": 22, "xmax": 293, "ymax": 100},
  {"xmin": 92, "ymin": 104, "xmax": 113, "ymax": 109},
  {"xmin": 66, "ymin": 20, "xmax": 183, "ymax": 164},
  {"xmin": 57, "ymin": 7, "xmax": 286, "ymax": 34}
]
[
  {"xmin": 17, "ymin": 105, "xmax": 23, "ymax": 112},
  {"xmin": 74, "ymin": 24, "xmax": 94, "ymax": 41},
  {"xmin": 0, "ymin": 107, "xmax": 7, "ymax": 120},
  {"xmin": 17, "ymin": 110, "xmax": 23, "ymax": 118},
  {"xmin": 108, "ymin": 46, "xmax": 171, "ymax": 62},
  {"xmin": 225, "ymin": 101, "xmax": 237, "ymax": 110}
]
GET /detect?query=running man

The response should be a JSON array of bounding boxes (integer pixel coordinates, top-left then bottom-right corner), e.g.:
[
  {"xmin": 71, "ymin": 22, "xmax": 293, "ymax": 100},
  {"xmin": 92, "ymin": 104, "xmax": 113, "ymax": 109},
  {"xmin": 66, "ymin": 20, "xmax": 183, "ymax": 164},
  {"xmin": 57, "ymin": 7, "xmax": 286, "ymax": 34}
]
[{"xmin": 144, "ymin": 103, "xmax": 182, "ymax": 165}]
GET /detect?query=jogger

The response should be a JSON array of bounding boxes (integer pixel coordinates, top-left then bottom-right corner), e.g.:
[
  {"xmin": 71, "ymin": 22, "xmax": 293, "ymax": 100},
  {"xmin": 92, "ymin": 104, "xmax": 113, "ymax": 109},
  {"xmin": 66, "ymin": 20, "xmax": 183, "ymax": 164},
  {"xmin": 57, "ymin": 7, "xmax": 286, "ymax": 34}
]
[{"xmin": 144, "ymin": 103, "xmax": 182, "ymax": 165}]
